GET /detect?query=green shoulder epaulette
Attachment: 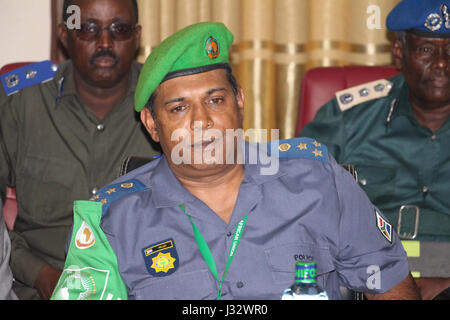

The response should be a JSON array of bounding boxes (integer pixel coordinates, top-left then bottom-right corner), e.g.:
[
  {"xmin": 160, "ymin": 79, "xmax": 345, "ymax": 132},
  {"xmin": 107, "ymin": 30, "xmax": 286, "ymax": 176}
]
[{"xmin": 335, "ymin": 79, "xmax": 393, "ymax": 112}]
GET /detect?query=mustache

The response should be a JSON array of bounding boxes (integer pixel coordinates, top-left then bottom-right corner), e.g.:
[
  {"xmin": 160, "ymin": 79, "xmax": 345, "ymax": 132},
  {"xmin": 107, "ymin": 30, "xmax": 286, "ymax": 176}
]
[{"xmin": 90, "ymin": 50, "xmax": 118, "ymax": 65}]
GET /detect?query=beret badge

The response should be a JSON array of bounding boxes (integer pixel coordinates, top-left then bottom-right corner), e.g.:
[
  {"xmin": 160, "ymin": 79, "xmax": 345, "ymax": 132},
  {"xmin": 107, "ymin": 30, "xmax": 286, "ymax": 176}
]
[
  {"xmin": 425, "ymin": 13, "xmax": 443, "ymax": 31},
  {"xmin": 442, "ymin": 4, "xmax": 450, "ymax": 29},
  {"xmin": 424, "ymin": 4, "xmax": 450, "ymax": 31},
  {"xmin": 206, "ymin": 36, "xmax": 220, "ymax": 59}
]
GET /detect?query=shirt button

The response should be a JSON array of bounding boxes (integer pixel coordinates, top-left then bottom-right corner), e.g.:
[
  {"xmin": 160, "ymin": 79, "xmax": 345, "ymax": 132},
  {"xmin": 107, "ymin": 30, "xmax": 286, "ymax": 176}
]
[
  {"xmin": 96, "ymin": 124, "xmax": 105, "ymax": 132},
  {"xmin": 431, "ymin": 135, "xmax": 436, "ymax": 140},
  {"xmin": 236, "ymin": 281, "xmax": 244, "ymax": 289},
  {"xmin": 226, "ymin": 231, "xmax": 232, "ymax": 237},
  {"xmin": 91, "ymin": 187, "xmax": 98, "ymax": 195},
  {"xmin": 359, "ymin": 178, "xmax": 367, "ymax": 186},
  {"xmin": 422, "ymin": 186, "xmax": 429, "ymax": 193}
]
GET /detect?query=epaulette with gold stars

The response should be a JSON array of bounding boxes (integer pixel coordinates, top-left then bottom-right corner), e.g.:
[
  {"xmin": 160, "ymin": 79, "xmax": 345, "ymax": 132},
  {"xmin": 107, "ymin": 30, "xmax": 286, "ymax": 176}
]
[
  {"xmin": 89, "ymin": 179, "xmax": 148, "ymax": 216},
  {"xmin": 335, "ymin": 79, "xmax": 393, "ymax": 112},
  {"xmin": 268, "ymin": 137, "xmax": 328, "ymax": 163}
]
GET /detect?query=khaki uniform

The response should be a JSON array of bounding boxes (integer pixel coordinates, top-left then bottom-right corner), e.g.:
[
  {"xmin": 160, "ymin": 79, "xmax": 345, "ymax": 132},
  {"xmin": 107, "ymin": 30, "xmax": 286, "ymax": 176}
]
[{"xmin": 0, "ymin": 60, "xmax": 160, "ymax": 299}]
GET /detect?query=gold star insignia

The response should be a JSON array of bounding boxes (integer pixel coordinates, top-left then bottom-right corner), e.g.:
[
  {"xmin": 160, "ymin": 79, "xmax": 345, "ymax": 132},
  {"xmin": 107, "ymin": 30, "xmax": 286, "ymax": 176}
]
[
  {"xmin": 90, "ymin": 195, "xmax": 99, "ymax": 201},
  {"xmin": 297, "ymin": 143, "xmax": 308, "ymax": 150},
  {"xmin": 106, "ymin": 188, "xmax": 116, "ymax": 195},
  {"xmin": 312, "ymin": 149, "xmax": 323, "ymax": 157},
  {"xmin": 100, "ymin": 199, "xmax": 108, "ymax": 205},
  {"xmin": 312, "ymin": 140, "xmax": 321, "ymax": 147}
]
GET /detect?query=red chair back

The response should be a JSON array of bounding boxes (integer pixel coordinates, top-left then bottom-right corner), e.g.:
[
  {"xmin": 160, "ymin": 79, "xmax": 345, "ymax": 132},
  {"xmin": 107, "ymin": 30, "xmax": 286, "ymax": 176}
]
[
  {"xmin": 296, "ymin": 66, "xmax": 400, "ymax": 135},
  {"xmin": 0, "ymin": 62, "xmax": 33, "ymax": 75},
  {"xmin": 1, "ymin": 62, "xmax": 33, "ymax": 230}
]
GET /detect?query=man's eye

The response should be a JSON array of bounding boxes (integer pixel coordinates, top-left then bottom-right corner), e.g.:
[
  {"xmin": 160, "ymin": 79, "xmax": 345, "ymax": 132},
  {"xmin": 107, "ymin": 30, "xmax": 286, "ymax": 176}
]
[
  {"xmin": 83, "ymin": 24, "xmax": 98, "ymax": 34},
  {"xmin": 419, "ymin": 46, "xmax": 433, "ymax": 54},
  {"xmin": 170, "ymin": 105, "xmax": 186, "ymax": 113},
  {"xmin": 208, "ymin": 97, "xmax": 224, "ymax": 105}
]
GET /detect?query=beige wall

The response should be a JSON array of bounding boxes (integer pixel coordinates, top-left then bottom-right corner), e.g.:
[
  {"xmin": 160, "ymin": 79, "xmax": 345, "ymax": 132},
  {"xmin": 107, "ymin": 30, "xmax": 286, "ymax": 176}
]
[{"xmin": 0, "ymin": 0, "xmax": 52, "ymax": 68}]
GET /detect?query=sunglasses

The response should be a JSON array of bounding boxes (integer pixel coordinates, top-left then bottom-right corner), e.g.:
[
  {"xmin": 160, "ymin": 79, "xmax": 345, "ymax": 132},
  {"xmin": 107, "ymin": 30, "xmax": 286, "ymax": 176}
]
[{"xmin": 69, "ymin": 22, "xmax": 138, "ymax": 41}]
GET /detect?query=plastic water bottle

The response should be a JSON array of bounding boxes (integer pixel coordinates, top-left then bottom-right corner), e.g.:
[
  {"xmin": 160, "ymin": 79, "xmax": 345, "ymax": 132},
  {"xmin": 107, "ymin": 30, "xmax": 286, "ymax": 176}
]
[{"xmin": 281, "ymin": 261, "xmax": 329, "ymax": 300}]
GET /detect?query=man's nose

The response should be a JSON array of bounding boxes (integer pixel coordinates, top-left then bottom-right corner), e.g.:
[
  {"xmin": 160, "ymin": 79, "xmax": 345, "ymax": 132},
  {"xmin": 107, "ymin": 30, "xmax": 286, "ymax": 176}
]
[
  {"xmin": 433, "ymin": 47, "xmax": 449, "ymax": 70},
  {"xmin": 97, "ymin": 27, "xmax": 113, "ymax": 50},
  {"xmin": 190, "ymin": 104, "xmax": 213, "ymax": 131}
]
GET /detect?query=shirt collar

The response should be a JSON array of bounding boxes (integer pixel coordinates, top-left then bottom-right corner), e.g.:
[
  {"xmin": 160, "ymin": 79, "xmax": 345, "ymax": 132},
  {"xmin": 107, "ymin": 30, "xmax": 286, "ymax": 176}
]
[
  {"xmin": 149, "ymin": 155, "xmax": 194, "ymax": 208},
  {"xmin": 396, "ymin": 79, "xmax": 415, "ymax": 119}
]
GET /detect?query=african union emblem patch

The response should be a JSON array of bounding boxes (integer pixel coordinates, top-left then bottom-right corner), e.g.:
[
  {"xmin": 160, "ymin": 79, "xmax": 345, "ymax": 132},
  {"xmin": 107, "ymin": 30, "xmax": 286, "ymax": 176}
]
[
  {"xmin": 142, "ymin": 239, "xmax": 179, "ymax": 277},
  {"xmin": 375, "ymin": 210, "xmax": 392, "ymax": 243},
  {"xmin": 205, "ymin": 36, "xmax": 220, "ymax": 59}
]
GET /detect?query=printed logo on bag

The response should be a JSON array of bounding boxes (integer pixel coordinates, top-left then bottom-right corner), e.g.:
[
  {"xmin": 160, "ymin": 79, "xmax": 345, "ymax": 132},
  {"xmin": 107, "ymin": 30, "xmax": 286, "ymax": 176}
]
[
  {"xmin": 52, "ymin": 267, "xmax": 112, "ymax": 300},
  {"xmin": 375, "ymin": 210, "xmax": 392, "ymax": 243},
  {"xmin": 75, "ymin": 221, "xmax": 96, "ymax": 249},
  {"xmin": 142, "ymin": 238, "xmax": 179, "ymax": 277}
]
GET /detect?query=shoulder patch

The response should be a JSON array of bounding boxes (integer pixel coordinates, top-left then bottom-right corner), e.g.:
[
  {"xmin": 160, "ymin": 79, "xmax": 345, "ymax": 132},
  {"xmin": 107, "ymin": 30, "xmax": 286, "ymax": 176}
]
[
  {"xmin": 1, "ymin": 60, "xmax": 59, "ymax": 96},
  {"xmin": 268, "ymin": 137, "xmax": 328, "ymax": 163},
  {"xmin": 90, "ymin": 179, "xmax": 148, "ymax": 216},
  {"xmin": 375, "ymin": 209, "xmax": 392, "ymax": 243},
  {"xmin": 335, "ymin": 79, "xmax": 393, "ymax": 112}
]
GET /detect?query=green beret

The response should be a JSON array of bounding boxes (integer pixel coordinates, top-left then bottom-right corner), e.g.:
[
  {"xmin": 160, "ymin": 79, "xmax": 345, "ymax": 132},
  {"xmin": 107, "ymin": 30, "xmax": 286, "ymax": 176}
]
[{"xmin": 135, "ymin": 22, "xmax": 234, "ymax": 112}]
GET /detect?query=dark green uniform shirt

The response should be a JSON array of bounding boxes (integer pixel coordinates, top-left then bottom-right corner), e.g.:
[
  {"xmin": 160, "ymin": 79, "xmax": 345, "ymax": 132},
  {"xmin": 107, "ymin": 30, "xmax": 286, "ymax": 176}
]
[
  {"xmin": 0, "ymin": 60, "xmax": 160, "ymax": 298},
  {"xmin": 300, "ymin": 74, "xmax": 450, "ymax": 242}
]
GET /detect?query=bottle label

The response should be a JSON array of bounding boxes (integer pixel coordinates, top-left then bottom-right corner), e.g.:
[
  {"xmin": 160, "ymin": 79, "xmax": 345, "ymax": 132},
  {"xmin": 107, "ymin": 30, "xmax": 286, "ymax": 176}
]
[{"xmin": 295, "ymin": 262, "xmax": 317, "ymax": 284}]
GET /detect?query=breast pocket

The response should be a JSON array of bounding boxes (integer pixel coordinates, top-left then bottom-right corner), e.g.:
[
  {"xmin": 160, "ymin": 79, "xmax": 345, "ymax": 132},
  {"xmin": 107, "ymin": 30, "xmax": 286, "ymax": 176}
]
[
  {"xmin": 355, "ymin": 164, "xmax": 397, "ymax": 204},
  {"xmin": 16, "ymin": 154, "xmax": 77, "ymax": 222},
  {"xmin": 264, "ymin": 243, "xmax": 335, "ymax": 290},
  {"xmin": 132, "ymin": 269, "xmax": 217, "ymax": 300}
]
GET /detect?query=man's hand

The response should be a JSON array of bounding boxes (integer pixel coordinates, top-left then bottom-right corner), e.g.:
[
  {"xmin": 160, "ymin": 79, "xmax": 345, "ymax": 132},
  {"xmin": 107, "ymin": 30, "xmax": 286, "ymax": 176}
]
[
  {"xmin": 414, "ymin": 277, "xmax": 450, "ymax": 300},
  {"xmin": 365, "ymin": 273, "xmax": 421, "ymax": 300},
  {"xmin": 34, "ymin": 265, "xmax": 62, "ymax": 300}
]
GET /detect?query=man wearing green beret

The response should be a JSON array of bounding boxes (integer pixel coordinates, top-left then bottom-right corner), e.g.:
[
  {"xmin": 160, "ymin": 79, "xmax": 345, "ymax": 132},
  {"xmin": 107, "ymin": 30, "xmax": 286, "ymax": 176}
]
[
  {"xmin": 52, "ymin": 22, "xmax": 420, "ymax": 300},
  {"xmin": 300, "ymin": 0, "xmax": 450, "ymax": 299}
]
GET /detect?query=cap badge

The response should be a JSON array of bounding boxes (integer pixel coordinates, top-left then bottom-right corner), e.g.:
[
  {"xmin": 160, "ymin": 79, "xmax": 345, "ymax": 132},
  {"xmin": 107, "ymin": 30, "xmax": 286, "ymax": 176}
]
[
  {"xmin": 424, "ymin": 12, "xmax": 443, "ymax": 31},
  {"xmin": 205, "ymin": 36, "xmax": 220, "ymax": 59},
  {"xmin": 442, "ymin": 4, "xmax": 450, "ymax": 29}
]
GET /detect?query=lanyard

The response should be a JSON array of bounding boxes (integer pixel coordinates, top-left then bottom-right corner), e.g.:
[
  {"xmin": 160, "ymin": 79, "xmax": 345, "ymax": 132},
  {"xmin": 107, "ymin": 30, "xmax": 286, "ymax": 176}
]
[{"xmin": 178, "ymin": 204, "xmax": 248, "ymax": 300}]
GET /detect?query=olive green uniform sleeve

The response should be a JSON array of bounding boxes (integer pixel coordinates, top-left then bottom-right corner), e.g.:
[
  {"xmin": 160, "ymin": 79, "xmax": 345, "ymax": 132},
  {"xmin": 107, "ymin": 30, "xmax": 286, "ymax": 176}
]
[{"xmin": 0, "ymin": 91, "xmax": 49, "ymax": 288}]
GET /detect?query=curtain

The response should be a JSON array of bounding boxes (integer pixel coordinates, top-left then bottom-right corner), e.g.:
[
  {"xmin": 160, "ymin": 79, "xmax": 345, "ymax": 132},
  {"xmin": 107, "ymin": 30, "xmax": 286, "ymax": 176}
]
[{"xmin": 52, "ymin": 0, "xmax": 400, "ymax": 139}]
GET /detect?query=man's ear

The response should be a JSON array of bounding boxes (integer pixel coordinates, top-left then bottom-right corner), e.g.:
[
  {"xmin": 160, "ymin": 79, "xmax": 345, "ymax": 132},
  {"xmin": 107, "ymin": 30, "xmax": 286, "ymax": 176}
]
[
  {"xmin": 392, "ymin": 39, "xmax": 404, "ymax": 71},
  {"xmin": 58, "ymin": 23, "xmax": 69, "ymax": 52},
  {"xmin": 134, "ymin": 25, "xmax": 142, "ymax": 53},
  {"xmin": 236, "ymin": 86, "xmax": 245, "ymax": 121},
  {"xmin": 140, "ymin": 108, "xmax": 160, "ymax": 143}
]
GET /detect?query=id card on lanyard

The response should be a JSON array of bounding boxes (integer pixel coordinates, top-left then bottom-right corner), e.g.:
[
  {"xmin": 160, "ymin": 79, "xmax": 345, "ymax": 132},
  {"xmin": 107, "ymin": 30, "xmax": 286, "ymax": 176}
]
[{"xmin": 178, "ymin": 204, "xmax": 248, "ymax": 299}]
